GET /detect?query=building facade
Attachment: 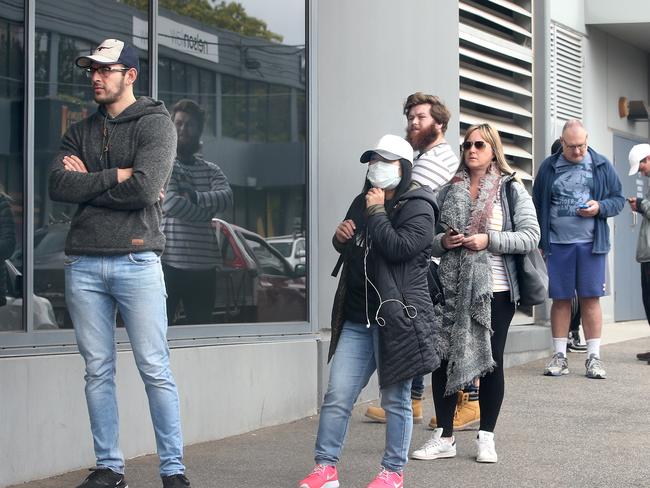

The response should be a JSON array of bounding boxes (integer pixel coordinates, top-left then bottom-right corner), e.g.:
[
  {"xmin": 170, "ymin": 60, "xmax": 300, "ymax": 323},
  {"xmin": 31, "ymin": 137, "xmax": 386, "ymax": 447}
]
[{"xmin": 1, "ymin": 1, "xmax": 649, "ymax": 485}]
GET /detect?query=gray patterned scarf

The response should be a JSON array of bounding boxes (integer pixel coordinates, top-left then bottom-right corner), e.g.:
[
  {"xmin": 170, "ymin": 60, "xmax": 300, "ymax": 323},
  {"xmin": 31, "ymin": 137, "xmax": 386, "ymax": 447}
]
[{"xmin": 435, "ymin": 165, "xmax": 501, "ymax": 395}]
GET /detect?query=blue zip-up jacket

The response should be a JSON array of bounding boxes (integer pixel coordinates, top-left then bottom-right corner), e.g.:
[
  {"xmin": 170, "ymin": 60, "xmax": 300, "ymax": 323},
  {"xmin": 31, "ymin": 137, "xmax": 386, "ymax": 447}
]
[{"xmin": 532, "ymin": 147, "xmax": 624, "ymax": 254}]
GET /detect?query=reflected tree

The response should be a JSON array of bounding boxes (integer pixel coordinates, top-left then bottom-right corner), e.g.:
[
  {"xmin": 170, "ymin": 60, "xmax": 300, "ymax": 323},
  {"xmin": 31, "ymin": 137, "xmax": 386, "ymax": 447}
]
[{"xmin": 120, "ymin": 0, "xmax": 283, "ymax": 42}]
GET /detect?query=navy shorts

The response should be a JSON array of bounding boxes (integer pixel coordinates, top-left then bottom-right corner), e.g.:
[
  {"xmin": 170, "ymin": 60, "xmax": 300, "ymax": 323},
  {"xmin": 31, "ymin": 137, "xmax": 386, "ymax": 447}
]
[{"xmin": 547, "ymin": 242, "xmax": 606, "ymax": 299}]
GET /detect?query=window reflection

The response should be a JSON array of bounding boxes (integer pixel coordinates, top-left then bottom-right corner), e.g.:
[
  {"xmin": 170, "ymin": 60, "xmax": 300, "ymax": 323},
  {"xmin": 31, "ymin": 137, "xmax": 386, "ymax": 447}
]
[
  {"xmin": 0, "ymin": 2, "xmax": 24, "ymax": 332},
  {"xmin": 4, "ymin": 0, "xmax": 307, "ymax": 331},
  {"xmin": 30, "ymin": 0, "xmax": 150, "ymax": 329},
  {"xmin": 158, "ymin": 0, "xmax": 307, "ymax": 325}
]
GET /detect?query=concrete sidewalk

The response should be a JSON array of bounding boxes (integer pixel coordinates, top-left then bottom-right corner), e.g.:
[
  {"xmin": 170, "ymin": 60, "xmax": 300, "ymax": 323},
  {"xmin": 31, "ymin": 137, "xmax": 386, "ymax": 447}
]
[{"xmin": 13, "ymin": 321, "xmax": 650, "ymax": 488}]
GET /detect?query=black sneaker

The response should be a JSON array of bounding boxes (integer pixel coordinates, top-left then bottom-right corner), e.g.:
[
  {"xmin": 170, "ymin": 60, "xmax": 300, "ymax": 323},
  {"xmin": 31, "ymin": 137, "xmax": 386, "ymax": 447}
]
[
  {"xmin": 76, "ymin": 468, "xmax": 127, "ymax": 488},
  {"xmin": 162, "ymin": 474, "xmax": 191, "ymax": 487},
  {"xmin": 567, "ymin": 332, "xmax": 587, "ymax": 353}
]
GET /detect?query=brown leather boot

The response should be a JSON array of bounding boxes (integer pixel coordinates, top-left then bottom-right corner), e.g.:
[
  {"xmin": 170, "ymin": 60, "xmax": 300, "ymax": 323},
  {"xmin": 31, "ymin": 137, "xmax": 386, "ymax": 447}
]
[
  {"xmin": 412, "ymin": 398, "xmax": 423, "ymax": 424},
  {"xmin": 365, "ymin": 398, "xmax": 424, "ymax": 423},
  {"xmin": 429, "ymin": 391, "xmax": 480, "ymax": 430},
  {"xmin": 364, "ymin": 405, "xmax": 387, "ymax": 423}
]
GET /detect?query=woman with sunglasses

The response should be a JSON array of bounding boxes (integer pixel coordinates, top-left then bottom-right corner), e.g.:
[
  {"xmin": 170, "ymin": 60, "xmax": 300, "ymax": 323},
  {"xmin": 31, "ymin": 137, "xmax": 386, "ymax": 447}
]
[
  {"xmin": 298, "ymin": 135, "xmax": 438, "ymax": 488},
  {"xmin": 411, "ymin": 124, "xmax": 539, "ymax": 463}
]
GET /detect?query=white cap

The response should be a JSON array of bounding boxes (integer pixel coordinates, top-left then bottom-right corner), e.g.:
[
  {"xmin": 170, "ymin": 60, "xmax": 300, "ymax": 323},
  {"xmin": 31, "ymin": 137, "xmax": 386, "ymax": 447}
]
[
  {"xmin": 360, "ymin": 134, "xmax": 414, "ymax": 167},
  {"xmin": 628, "ymin": 143, "xmax": 650, "ymax": 176},
  {"xmin": 75, "ymin": 39, "xmax": 140, "ymax": 71}
]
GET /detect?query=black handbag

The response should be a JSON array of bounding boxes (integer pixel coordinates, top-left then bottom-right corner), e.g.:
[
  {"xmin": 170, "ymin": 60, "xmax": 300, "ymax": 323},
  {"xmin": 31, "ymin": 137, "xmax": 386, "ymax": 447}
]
[{"xmin": 506, "ymin": 179, "xmax": 548, "ymax": 306}]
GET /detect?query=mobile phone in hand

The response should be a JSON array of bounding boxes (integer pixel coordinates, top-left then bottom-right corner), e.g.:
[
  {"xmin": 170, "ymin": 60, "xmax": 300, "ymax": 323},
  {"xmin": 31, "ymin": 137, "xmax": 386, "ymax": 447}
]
[
  {"xmin": 578, "ymin": 203, "xmax": 589, "ymax": 209},
  {"xmin": 440, "ymin": 221, "xmax": 459, "ymax": 235}
]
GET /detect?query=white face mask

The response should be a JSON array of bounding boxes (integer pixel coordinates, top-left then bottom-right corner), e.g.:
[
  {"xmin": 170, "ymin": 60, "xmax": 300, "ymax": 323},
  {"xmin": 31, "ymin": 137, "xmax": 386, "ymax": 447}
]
[{"xmin": 367, "ymin": 161, "xmax": 401, "ymax": 190}]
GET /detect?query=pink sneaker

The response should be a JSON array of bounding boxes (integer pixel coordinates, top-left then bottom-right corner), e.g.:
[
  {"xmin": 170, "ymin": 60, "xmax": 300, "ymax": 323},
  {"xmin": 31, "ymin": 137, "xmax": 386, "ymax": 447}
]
[
  {"xmin": 367, "ymin": 467, "xmax": 403, "ymax": 488},
  {"xmin": 297, "ymin": 464, "xmax": 339, "ymax": 488}
]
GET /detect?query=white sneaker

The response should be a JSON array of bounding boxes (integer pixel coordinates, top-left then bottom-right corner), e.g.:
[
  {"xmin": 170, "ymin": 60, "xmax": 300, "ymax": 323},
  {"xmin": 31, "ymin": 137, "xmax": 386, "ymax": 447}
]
[
  {"xmin": 543, "ymin": 353, "xmax": 569, "ymax": 376},
  {"xmin": 476, "ymin": 430, "xmax": 498, "ymax": 463},
  {"xmin": 585, "ymin": 354, "xmax": 607, "ymax": 379},
  {"xmin": 411, "ymin": 428, "xmax": 456, "ymax": 460}
]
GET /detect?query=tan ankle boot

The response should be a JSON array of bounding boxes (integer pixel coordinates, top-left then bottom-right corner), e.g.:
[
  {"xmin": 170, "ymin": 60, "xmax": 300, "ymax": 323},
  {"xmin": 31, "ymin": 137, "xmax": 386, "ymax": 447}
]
[
  {"xmin": 429, "ymin": 391, "xmax": 480, "ymax": 430},
  {"xmin": 364, "ymin": 405, "xmax": 387, "ymax": 423},
  {"xmin": 453, "ymin": 392, "xmax": 480, "ymax": 429},
  {"xmin": 365, "ymin": 398, "xmax": 424, "ymax": 423},
  {"xmin": 412, "ymin": 398, "xmax": 423, "ymax": 423}
]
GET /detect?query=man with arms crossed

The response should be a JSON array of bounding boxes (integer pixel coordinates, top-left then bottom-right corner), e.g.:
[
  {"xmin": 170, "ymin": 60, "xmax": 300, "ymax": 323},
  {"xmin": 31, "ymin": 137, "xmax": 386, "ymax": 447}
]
[
  {"xmin": 49, "ymin": 39, "xmax": 190, "ymax": 488},
  {"xmin": 533, "ymin": 119, "xmax": 624, "ymax": 379}
]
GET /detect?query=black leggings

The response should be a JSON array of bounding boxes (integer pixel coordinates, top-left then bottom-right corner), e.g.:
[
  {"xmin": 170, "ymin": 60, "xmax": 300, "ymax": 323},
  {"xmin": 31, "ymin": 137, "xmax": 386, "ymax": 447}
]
[{"xmin": 432, "ymin": 292, "xmax": 516, "ymax": 436}]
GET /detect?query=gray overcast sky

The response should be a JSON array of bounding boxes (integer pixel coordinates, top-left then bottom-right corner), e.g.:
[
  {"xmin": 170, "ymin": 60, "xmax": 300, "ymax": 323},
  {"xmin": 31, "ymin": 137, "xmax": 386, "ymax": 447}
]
[{"xmin": 210, "ymin": 0, "xmax": 305, "ymax": 46}]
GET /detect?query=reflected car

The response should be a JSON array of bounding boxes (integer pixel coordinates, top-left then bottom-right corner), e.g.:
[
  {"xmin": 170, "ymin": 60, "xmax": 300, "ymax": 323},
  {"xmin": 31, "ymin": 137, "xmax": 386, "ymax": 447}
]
[
  {"xmin": 266, "ymin": 234, "xmax": 306, "ymax": 271},
  {"xmin": 208, "ymin": 219, "xmax": 306, "ymax": 324},
  {"xmin": 15, "ymin": 220, "xmax": 306, "ymax": 327},
  {"xmin": 0, "ymin": 259, "xmax": 58, "ymax": 331},
  {"xmin": 9, "ymin": 222, "xmax": 71, "ymax": 328}
]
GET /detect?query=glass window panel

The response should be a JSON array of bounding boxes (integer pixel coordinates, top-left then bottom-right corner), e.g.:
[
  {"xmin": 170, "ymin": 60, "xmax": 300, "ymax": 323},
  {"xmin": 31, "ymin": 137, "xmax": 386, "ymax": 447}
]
[
  {"xmin": 198, "ymin": 69, "xmax": 215, "ymax": 136},
  {"xmin": 0, "ymin": 2, "xmax": 24, "ymax": 332},
  {"xmin": 34, "ymin": 0, "xmax": 150, "ymax": 330},
  {"xmin": 157, "ymin": 0, "xmax": 307, "ymax": 325}
]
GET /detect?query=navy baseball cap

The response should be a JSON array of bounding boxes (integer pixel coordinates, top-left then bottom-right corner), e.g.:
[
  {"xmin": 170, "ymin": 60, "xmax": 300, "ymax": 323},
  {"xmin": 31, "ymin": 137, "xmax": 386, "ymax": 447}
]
[{"xmin": 75, "ymin": 39, "xmax": 140, "ymax": 72}]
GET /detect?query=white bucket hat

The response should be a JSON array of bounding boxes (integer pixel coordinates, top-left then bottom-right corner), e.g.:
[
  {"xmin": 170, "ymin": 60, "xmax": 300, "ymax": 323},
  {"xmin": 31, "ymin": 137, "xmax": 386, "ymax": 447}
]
[
  {"xmin": 628, "ymin": 143, "xmax": 650, "ymax": 176},
  {"xmin": 360, "ymin": 134, "xmax": 414, "ymax": 167}
]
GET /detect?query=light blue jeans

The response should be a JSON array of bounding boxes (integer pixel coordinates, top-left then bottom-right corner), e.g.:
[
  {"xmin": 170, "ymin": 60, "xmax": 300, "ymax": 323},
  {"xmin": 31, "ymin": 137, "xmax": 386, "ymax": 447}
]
[
  {"xmin": 65, "ymin": 252, "xmax": 185, "ymax": 476},
  {"xmin": 315, "ymin": 321, "xmax": 413, "ymax": 472}
]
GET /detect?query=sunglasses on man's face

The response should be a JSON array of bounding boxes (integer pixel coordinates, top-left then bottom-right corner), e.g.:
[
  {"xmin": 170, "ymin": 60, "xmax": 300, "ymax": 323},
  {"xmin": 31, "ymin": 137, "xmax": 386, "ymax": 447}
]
[{"xmin": 462, "ymin": 140, "xmax": 489, "ymax": 151}]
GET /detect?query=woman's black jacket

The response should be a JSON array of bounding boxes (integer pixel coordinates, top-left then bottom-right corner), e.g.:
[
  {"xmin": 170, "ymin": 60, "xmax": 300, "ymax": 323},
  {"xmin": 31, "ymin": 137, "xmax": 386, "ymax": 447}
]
[{"xmin": 329, "ymin": 184, "xmax": 438, "ymax": 388}]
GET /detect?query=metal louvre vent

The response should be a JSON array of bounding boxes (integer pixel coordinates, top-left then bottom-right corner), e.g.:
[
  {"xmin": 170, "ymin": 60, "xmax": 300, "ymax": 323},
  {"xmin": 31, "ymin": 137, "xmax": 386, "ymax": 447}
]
[
  {"xmin": 549, "ymin": 22, "xmax": 584, "ymax": 135},
  {"xmin": 459, "ymin": 0, "xmax": 534, "ymax": 179}
]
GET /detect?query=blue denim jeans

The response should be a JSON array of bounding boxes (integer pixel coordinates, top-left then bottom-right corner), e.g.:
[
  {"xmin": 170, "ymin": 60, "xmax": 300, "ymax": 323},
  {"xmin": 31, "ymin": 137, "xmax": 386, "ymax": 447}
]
[
  {"xmin": 65, "ymin": 252, "xmax": 185, "ymax": 476},
  {"xmin": 411, "ymin": 375, "xmax": 425, "ymax": 400},
  {"xmin": 315, "ymin": 321, "xmax": 412, "ymax": 472}
]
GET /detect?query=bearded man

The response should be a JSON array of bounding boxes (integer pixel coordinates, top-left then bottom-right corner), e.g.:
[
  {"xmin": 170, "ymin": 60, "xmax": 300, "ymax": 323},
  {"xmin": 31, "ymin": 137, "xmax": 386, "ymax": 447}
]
[
  {"xmin": 162, "ymin": 99, "xmax": 233, "ymax": 325},
  {"xmin": 364, "ymin": 93, "xmax": 466, "ymax": 429},
  {"xmin": 48, "ymin": 38, "xmax": 191, "ymax": 488},
  {"xmin": 404, "ymin": 92, "xmax": 460, "ymax": 191}
]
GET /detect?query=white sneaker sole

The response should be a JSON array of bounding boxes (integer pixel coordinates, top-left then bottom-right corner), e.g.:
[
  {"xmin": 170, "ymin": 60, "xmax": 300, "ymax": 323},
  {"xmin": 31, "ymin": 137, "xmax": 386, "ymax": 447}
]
[
  {"xmin": 411, "ymin": 449, "xmax": 457, "ymax": 460},
  {"xmin": 586, "ymin": 372, "xmax": 606, "ymax": 379},
  {"xmin": 476, "ymin": 454, "xmax": 498, "ymax": 463},
  {"xmin": 544, "ymin": 369, "xmax": 569, "ymax": 376}
]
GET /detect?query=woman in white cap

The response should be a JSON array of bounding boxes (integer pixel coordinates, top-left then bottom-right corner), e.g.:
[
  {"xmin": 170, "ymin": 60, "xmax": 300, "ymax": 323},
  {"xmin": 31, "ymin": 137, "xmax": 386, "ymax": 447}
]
[
  {"xmin": 627, "ymin": 143, "xmax": 650, "ymax": 361},
  {"xmin": 298, "ymin": 135, "xmax": 438, "ymax": 488}
]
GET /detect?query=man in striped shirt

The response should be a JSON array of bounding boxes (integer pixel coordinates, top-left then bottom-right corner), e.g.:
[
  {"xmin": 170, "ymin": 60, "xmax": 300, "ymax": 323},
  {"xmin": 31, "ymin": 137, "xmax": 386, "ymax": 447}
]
[
  {"xmin": 404, "ymin": 92, "xmax": 460, "ymax": 192},
  {"xmin": 365, "ymin": 93, "xmax": 465, "ymax": 427},
  {"xmin": 162, "ymin": 99, "xmax": 233, "ymax": 325}
]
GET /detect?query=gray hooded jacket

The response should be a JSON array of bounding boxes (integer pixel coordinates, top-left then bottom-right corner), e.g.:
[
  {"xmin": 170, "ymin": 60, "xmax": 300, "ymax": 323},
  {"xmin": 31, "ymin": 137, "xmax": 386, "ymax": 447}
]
[
  {"xmin": 636, "ymin": 186, "xmax": 650, "ymax": 263},
  {"xmin": 49, "ymin": 97, "xmax": 176, "ymax": 255}
]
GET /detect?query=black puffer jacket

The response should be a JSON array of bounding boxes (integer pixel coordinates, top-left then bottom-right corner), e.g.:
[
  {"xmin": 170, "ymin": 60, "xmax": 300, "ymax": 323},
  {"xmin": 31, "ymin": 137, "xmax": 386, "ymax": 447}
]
[{"xmin": 329, "ymin": 184, "xmax": 438, "ymax": 388}]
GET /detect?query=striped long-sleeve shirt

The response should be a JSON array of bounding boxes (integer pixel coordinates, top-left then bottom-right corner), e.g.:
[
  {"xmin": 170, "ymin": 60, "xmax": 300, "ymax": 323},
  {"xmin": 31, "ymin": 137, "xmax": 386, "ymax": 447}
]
[
  {"xmin": 161, "ymin": 156, "xmax": 233, "ymax": 269},
  {"xmin": 412, "ymin": 142, "xmax": 460, "ymax": 191}
]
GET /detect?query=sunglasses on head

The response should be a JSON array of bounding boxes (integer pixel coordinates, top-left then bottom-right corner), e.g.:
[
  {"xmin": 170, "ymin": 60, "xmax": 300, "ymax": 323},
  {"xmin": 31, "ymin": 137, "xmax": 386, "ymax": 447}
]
[{"xmin": 462, "ymin": 140, "xmax": 489, "ymax": 150}]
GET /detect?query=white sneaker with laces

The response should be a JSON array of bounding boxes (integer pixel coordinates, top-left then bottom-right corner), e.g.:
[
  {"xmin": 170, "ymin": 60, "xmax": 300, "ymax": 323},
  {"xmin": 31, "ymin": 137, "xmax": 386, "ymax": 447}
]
[
  {"xmin": 476, "ymin": 430, "xmax": 498, "ymax": 463},
  {"xmin": 585, "ymin": 354, "xmax": 607, "ymax": 379},
  {"xmin": 544, "ymin": 352, "xmax": 569, "ymax": 376},
  {"xmin": 411, "ymin": 428, "xmax": 456, "ymax": 460}
]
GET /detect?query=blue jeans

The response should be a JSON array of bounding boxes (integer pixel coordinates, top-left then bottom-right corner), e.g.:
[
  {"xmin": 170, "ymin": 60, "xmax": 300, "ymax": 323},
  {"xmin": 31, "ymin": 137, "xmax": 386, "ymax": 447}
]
[
  {"xmin": 65, "ymin": 252, "xmax": 185, "ymax": 476},
  {"xmin": 411, "ymin": 375, "xmax": 425, "ymax": 400},
  {"xmin": 315, "ymin": 321, "xmax": 412, "ymax": 472}
]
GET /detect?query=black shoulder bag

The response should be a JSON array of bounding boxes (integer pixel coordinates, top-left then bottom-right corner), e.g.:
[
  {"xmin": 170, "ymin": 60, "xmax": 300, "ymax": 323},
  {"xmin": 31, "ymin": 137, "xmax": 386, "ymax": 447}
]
[{"xmin": 506, "ymin": 179, "xmax": 548, "ymax": 306}]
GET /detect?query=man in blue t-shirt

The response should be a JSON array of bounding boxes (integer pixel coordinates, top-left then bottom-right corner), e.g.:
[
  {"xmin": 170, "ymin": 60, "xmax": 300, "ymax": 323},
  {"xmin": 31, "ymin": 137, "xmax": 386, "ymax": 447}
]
[{"xmin": 533, "ymin": 120, "xmax": 624, "ymax": 380}]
